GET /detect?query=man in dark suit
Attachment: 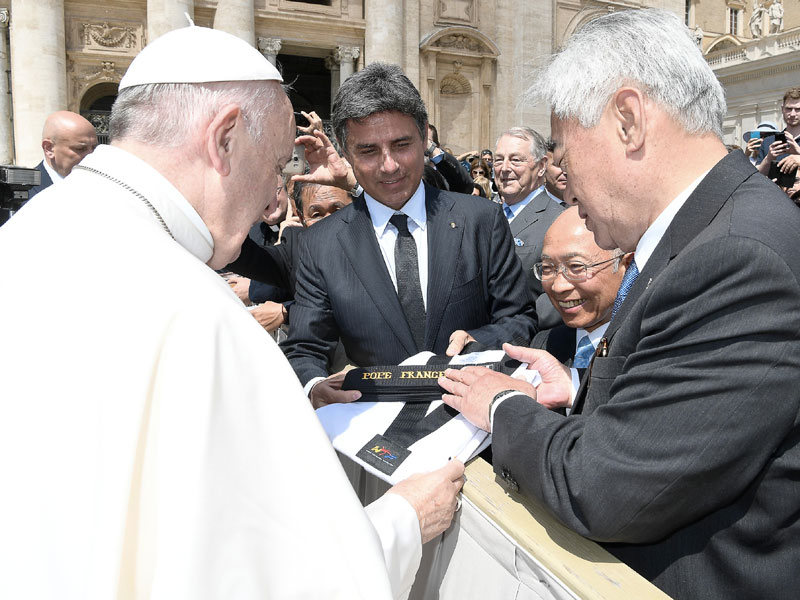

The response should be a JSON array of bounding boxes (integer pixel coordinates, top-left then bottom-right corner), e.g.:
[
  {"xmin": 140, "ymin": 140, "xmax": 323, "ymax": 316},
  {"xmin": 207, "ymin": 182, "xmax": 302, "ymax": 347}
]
[
  {"xmin": 28, "ymin": 111, "xmax": 97, "ymax": 198},
  {"xmin": 439, "ymin": 9, "xmax": 800, "ymax": 599},
  {"xmin": 494, "ymin": 126, "xmax": 565, "ymax": 329},
  {"xmin": 532, "ymin": 206, "xmax": 628, "ymax": 369},
  {"xmin": 283, "ymin": 62, "xmax": 537, "ymax": 408}
]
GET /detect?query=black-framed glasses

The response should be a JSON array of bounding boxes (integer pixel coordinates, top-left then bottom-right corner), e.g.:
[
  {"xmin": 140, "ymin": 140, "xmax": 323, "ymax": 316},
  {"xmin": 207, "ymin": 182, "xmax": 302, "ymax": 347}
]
[{"xmin": 533, "ymin": 256, "xmax": 621, "ymax": 281}]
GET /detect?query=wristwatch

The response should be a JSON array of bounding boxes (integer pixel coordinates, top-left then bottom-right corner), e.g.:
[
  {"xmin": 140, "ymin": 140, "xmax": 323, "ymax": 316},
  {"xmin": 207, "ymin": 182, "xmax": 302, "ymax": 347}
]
[{"xmin": 349, "ymin": 181, "xmax": 363, "ymax": 198}]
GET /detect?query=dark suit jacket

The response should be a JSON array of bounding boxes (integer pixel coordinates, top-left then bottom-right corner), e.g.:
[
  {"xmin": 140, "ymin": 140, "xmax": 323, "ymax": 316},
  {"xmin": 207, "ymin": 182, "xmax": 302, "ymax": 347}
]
[
  {"xmin": 28, "ymin": 161, "xmax": 53, "ymax": 199},
  {"xmin": 283, "ymin": 184, "xmax": 538, "ymax": 385},
  {"xmin": 226, "ymin": 226, "xmax": 300, "ymax": 296},
  {"xmin": 531, "ymin": 324, "xmax": 576, "ymax": 367},
  {"xmin": 492, "ymin": 151, "xmax": 800, "ymax": 599},
  {"xmin": 509, "ymin": 189, "xmax": 564, "ymax": 329}
]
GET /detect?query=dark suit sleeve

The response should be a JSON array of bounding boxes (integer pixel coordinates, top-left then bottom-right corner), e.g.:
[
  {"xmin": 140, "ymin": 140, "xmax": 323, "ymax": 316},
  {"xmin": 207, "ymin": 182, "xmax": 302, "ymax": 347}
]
[
  {"xmin": 225, "ymin": 231, "xmax": 295, "ymax": 294},
  {"xmin": 492, "ymin": 235, "xmax": 800, "ymax": 543},
  {"xmin": 279, "ymin": 230, "xmax": 341, "ymax": 385},
  {"xmin": 433, "ymin": 152, "xmax": 473, "ymax": 195},
  {"xmin": 465, "ymin": 204, "xmax": 538, "ymax": 347}
]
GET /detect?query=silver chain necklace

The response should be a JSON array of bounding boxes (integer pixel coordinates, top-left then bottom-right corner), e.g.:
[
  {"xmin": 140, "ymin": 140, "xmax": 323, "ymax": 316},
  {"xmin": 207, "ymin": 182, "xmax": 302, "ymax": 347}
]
[{"xmin": 73, "ymin": 164, "xmax": 175, "ymax": 239}]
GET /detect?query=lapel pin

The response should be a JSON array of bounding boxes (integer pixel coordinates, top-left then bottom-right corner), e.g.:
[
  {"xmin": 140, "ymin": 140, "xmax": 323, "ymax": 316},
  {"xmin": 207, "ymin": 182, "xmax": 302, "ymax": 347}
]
[{"xmin": 450, "ymin": 222, "xmax": 456, "ymax": 228}]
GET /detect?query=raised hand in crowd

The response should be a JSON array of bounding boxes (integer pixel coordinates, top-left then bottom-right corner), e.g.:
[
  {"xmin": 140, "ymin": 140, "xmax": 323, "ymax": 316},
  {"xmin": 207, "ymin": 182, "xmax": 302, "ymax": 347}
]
[
  {"xmin": 292, "ymin": 129, "xmax": 357, "ymax": 191},
  {"xmin": 778, "ymin": 153, "xmax": 800, "ymax": 174},
  {"xmin": 296, "ymin": 110, "xmax": 324, "ymax": 136},
  {"xmin": 744, "ymin": 136, "xmax": 762, "ymax": 159},
  {"xmin": 277, "ymin": 193, "xmax": 303, "ymax": 240},
  {"xmin": 387, "ymin": 459, "xmax": 466, "ymax": 544}
]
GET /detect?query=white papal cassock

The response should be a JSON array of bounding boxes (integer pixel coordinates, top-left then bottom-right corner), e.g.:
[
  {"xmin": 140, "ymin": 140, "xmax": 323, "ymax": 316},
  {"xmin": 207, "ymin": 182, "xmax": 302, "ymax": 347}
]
[{"xmin": 0, "ymin": 145, "xmax": 421, "ymax": 599}]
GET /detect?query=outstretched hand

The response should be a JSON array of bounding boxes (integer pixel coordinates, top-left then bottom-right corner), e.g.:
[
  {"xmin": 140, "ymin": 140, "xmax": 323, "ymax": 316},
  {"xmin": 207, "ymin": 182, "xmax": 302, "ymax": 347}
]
[{"xmin": 387, "ymin": 459, "xmax": 465, "ymax": 544}]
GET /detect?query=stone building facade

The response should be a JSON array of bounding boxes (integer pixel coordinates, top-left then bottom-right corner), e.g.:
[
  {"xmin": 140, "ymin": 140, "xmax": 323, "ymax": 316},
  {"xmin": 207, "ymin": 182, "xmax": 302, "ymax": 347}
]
[
  {"xmin": 22, "ymin": 0, "xmax": 794, "ymax": 170},
  {"xmin": 688, "ymin": 0, "xmax": 800, "ymax": 146}
]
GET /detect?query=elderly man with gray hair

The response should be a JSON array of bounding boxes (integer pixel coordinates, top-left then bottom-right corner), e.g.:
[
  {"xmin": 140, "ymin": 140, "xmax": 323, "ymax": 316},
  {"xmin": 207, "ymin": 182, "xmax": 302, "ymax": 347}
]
[
  {"xmin": 440, "ymin": 8, "xmax": 800, "ymax": 599},
  {"xmin": 0, "ymin": 26, "xmax": 465, "ymax": 600},
  {"xmin": 494, "ymin": 125, "xmax": 565, "ymax": 328}
]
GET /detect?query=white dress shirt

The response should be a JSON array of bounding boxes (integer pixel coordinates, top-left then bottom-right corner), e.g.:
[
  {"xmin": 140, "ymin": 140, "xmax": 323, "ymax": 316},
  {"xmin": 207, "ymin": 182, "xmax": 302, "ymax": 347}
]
[{"xmin": 364, "ymin": 181, "xmax": 429, "ymax": 308}]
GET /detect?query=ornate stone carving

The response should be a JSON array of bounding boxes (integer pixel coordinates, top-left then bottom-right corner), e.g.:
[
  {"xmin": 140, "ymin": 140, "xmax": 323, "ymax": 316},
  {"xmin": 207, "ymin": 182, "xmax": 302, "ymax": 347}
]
[
  {"xmin": 72, "ymin": 60, "xmax": 125, "ymax": 83},
  {"xmin": 0, "ymin": 9, "xmax": 9, "ymax": 28},
  {"xmin": 434, "ymin": 34, "xmax": 483, "ymax": 53},
  {"xmin": 257, "ymin": 37, "xmax": 282, "ymax": 57},
  {"xmin": 324, "ymin": 55, "xmax": 340, "ymax": 71},
  {"xmin": 768, "ymin": 0, "xmax": 784, "ymax": 35},
  {"xmin": 334, "ymin": 46, "xmax": 360, "ymax": 64},
  {"xmin": 82, "ymin": 22, "xmax": 137, "ymax": 49},
  {"xmin": 440, "ymin": 73, "xmax": 471, "ymax": 96}
]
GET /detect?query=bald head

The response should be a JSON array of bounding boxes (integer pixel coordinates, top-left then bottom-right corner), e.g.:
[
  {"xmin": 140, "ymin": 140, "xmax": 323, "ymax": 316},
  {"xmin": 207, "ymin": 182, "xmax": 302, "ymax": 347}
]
[
  {"xmin": 42, "ymin": 111, "xmax": 98, "ymax": 177},
  {"xmin": 540, "ymin": 207, "xmax": 627, "ymax": 332}
]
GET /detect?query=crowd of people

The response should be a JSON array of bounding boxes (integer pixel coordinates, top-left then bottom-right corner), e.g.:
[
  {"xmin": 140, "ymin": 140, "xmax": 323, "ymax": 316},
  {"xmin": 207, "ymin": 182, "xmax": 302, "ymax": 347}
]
[{"xmin": 0, "ymin": 7, "xmax": 798, "ymax": 600}]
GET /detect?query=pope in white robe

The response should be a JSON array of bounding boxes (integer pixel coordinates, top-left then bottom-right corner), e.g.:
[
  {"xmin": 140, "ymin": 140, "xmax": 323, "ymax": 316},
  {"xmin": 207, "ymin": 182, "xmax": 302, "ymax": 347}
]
[{"xmin": 0, "ymin": 25, "xmax": 463, "ymax": 600}]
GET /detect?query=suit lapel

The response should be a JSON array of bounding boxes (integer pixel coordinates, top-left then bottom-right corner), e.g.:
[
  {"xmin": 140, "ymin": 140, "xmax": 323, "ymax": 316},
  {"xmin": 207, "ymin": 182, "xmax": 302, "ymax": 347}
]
[
  {"xmin": 424, "ymin": 186, "xmax": 465, "ymax": 349},
  {"xmin": 338, "ymin": 197, "xmax": 418, "ymax": 357},
  {"xmin": 573, "ymin": 152, "xmax": 758, "ymax": 414},
  {"xmin": 510, "ymin": 189, "xmax": 550, "ymax": 237}
]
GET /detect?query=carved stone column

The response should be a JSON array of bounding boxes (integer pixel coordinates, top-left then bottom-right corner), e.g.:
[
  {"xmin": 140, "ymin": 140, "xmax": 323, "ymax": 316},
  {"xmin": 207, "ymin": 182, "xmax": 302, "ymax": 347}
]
[
  {"xmin": 257, "ymin": 37, "xmax": 281, "ymax": 66},
  {"xmin": 147, "ymin": 0, "xmax": 194, "ymax": 43},
  {"xmin": 365, "ymin": 0, "xmax": 403, "ymax": 65},
  {"xmin": 0, "ymin": 9, "xmax": 13, "ymax": 164},
  {"xmin": 325, "ymin": 54, "xmax": 341, "ymax": 103},
  {"xmin": 334, "ymin": 46, "xmax": 360, "ymax": 84},
  {"xmin": 10, "ymin": 0, "xmax": 68, "ymax": 167},
  {"xmin": 213, "ymin": 0, "xmax": 254, "ymax": 47}
]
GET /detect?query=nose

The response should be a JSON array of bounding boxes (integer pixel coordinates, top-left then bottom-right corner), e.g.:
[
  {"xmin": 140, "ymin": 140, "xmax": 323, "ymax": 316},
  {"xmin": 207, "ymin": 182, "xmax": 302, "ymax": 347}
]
[
  {"xmin": 549, "ymin": 269, "xmax": 576, "ymax": 294},
  {"xmin": 380, "ymin": 150, "xmax": 399, "ymax": 174}
]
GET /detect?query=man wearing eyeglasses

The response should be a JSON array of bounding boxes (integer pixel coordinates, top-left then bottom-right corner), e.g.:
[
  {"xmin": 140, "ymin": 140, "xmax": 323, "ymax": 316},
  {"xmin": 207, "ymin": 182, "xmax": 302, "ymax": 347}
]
[{"xmin": 532, "ymin": 207, "xmax": 630, "ymax": 377}]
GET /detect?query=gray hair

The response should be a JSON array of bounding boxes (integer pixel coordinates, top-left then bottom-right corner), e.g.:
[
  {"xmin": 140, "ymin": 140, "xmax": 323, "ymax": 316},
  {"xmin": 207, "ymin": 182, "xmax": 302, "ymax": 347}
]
[
  {"xmin": 332, "ymin": 62, "xmax": 427, "ymax": 153},
  {"xmin": 109, "ymin": 81, "xmax": 281, "ymax": 147},
  {"xmin": 496, "ymin": 126, "xmax": 548, "ymax": 162},
  {"xmin": 530, "ymin": 9, "xmax": 726, "ymax": 138}
]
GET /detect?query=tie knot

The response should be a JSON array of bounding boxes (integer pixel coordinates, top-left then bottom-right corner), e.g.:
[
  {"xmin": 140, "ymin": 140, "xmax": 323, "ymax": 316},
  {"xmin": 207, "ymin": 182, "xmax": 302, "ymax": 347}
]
[
  {"xmin": 390, "ymin": 214, "xmax": 411, "ymax": 235},
  {"xmin": 503, "ymin": 205, "xmax": 514, "ymax": 221}
]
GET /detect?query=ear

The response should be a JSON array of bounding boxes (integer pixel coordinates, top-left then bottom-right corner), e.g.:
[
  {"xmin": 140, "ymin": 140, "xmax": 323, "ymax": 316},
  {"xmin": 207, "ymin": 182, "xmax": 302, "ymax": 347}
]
[
  {"xmin": 42, "ymin": 139, "xmax": 55, "ymax": 159},
  {"xmin": 206, "ymin": 104, "xmax": 242, "ymax": 177},
  {"xmin": 537, "ymin": 154, "xmax": 548, "ymax": 178},
  {"xmin": 610, "ymin": 87, "xmax": 646, "ymax": 154}
]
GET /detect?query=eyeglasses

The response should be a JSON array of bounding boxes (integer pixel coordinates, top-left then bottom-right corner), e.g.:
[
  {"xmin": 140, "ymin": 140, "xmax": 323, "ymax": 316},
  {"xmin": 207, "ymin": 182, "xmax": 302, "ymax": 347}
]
[{"xmin": 533, "ymin": 256, "xmax": 620, "ymax": 281}]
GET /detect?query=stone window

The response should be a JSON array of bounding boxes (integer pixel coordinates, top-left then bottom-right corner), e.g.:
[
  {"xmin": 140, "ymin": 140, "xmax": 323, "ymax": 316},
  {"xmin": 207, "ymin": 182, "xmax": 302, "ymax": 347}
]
[{"xmin": 727, "ymin": 7, "xmax": 741, "ymax": 35}]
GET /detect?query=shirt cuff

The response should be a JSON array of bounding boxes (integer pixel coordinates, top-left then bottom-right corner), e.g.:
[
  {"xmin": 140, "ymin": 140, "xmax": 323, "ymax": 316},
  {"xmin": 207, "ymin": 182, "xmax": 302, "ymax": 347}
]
[
  {"xmin": 303, "ymin": 376, "xmax": 326, "ymax": 398},
  {"xmin": 566, "ymin": 368, "xmax": 580, "ymax": 416},
  {"xmin": 365, "ymin": 492, "xmax": 422, "ymax": 600},
  {"xmin": 489, "ymin": 391, "xmax": 528, "ymax": 431},
  {"xmin": 430, "ymin": 152, "xmax": 444, "ymax": 165}
]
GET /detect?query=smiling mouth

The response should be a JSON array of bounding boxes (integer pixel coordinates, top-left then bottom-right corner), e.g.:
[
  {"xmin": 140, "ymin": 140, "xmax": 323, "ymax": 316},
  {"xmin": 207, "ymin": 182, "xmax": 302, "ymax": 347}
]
[{"xmin": 559, "ymin": 299, "xmax": 585, "ymax": 309}]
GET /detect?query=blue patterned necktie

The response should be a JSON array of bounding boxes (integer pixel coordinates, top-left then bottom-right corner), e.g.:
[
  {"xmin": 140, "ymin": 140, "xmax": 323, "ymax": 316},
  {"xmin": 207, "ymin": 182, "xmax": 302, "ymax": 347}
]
[
  {"xmin": 504, "ymin": 205, "xmax": 514, "ymax": 221},
  {"xmin": 611, "ymin": 258, "xmax": 639, "ymax": 320},
  {"xmin": 573, "ymin": 334, "xmax": 594, "ymax": 368}
]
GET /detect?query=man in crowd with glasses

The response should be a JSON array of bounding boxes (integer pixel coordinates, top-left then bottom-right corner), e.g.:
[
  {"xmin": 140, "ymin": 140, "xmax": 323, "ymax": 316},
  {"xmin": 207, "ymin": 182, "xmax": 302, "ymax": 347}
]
[{"xmin": 531, "ymin": 207, "xmax": 629, "ymax": 377}]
